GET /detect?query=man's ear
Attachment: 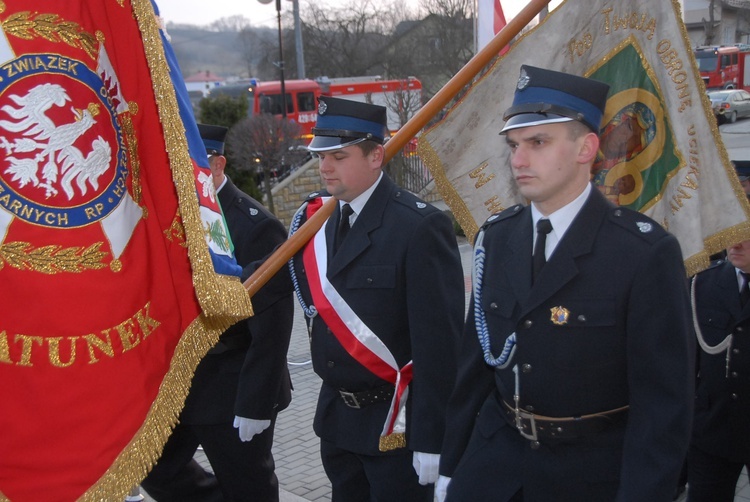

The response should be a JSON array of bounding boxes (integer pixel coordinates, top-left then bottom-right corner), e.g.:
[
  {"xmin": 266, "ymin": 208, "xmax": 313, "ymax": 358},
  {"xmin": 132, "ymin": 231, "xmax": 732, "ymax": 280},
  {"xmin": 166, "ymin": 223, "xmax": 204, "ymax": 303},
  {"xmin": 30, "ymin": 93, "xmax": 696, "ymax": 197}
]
[
  {"xmin": 368, "ymin": 144, "xmax": 385, "ymax": 169},
  {"xmin": 577, "ymin": 132, "xmax": 600, "ymax": 165}
]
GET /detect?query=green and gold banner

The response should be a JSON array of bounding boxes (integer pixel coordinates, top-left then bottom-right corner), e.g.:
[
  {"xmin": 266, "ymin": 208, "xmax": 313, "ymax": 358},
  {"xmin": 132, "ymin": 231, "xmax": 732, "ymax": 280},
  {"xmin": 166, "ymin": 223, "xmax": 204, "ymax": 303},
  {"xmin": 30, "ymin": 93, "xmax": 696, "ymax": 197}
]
[{"xmin": 420, "ymin": 0, "xmax": 750, "ymax": 276}]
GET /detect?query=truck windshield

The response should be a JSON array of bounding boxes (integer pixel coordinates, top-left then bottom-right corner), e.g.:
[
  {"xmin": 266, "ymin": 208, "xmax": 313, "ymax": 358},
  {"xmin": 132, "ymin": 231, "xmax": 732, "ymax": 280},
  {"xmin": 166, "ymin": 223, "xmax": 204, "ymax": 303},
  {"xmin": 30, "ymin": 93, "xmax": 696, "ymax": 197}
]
[
  {"xmin": 260, "ymin": 93, "xmax": 293, "ymax": 115},
  {"xmin": 695, "ymin": 53, "xmax": 719, "ymax": 72}
]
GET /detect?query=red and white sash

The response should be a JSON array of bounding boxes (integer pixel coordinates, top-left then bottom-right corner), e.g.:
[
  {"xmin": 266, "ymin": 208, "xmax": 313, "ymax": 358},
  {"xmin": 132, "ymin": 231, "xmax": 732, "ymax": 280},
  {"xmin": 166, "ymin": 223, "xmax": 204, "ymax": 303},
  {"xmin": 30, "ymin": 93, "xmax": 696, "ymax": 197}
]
[{"xmin": 302, "ymin": 197, "xmax": 413, "ymax": 451}]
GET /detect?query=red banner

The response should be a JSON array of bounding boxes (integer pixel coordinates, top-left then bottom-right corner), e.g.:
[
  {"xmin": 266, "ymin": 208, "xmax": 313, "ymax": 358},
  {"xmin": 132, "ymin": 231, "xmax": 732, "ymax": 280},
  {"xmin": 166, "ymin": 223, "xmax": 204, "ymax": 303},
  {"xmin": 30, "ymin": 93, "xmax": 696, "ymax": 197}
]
[{"xmin": 0, "ymin": 1, "xmax": 252, "ymax": 500}]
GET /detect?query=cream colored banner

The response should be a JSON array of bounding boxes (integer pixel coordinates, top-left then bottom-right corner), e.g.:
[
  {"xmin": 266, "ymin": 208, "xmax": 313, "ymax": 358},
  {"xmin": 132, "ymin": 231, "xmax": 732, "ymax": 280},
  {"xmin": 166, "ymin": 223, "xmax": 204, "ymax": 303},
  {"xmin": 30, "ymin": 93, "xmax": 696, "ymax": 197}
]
[{"xmin": 420, "ymin": 0, "xmax": 750, "ymax": 276}]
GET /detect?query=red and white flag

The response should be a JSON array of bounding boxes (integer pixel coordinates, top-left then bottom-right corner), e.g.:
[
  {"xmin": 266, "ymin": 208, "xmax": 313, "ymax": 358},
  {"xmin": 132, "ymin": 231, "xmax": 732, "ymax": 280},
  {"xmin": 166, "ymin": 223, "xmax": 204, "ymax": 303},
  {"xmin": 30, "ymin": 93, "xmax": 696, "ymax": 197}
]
[{"xmin": 477, "ymin": 0, "xmax": 508, "ymax": 53}]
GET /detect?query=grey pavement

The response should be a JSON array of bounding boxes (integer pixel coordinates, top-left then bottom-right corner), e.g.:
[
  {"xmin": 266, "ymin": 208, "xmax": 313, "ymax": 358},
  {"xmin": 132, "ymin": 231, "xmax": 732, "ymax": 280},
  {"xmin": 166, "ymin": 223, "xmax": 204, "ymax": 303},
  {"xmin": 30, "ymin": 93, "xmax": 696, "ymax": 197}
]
[{"xmin": 139, "ymin": 222, "xmax": 750, "ymax": 501}]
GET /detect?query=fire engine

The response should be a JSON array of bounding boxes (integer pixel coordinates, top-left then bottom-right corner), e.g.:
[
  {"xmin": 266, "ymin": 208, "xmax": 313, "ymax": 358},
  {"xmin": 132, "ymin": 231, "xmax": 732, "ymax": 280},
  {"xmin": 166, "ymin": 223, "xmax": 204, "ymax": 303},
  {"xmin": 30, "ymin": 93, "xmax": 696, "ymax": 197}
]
[
  {"xmin": 209, "ymin": 76, "xmax": 423, "ymax": 139},
  {"xmin": 694, "ymin": 44, "xmax": 750, "ymax": 90}
]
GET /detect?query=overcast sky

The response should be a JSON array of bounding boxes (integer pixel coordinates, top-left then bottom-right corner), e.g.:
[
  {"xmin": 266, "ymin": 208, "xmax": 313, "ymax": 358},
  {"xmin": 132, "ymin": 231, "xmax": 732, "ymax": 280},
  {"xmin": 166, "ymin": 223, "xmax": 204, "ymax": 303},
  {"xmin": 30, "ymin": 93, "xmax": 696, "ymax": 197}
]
[{"xmin": 153, "ymin": 0, "xmax": 553, "ymax": 28}]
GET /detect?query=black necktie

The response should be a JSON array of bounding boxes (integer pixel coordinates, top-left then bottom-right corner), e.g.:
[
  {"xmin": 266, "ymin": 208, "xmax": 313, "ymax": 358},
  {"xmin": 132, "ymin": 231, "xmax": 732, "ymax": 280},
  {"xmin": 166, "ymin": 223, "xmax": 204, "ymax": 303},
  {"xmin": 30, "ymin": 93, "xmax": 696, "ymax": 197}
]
[
  {"xmin": 741, "ymin": 272, "xmax": 750, "ymax": 307},
  {"xmin": 335, "ymin": 204, "xmax": 353, "ymax": 253},
  {"xmin": 532, "ymin": 219, "xmax": 553, "ymax": 283}
]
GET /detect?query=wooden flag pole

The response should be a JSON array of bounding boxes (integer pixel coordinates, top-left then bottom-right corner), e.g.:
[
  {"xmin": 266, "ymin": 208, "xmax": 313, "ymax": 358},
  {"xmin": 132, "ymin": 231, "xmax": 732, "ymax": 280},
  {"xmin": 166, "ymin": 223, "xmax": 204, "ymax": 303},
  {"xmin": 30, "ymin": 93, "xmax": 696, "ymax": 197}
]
[{"xmin": 243, "ymin": 0, "xmax": 552, "ymax": 297}]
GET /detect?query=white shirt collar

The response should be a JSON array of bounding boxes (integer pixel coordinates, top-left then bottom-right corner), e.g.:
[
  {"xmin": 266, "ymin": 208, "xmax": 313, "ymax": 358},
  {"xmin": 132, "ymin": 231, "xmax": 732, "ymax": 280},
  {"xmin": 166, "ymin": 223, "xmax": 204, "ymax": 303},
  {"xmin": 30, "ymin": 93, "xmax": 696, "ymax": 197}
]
[
  {"xmin": 736, "ymin": 267, "xmax": 748, "ymax": 292},
  {"xmin": 339, "ymin": 171, "xmax": 383, "ymax": 226},
  {"xmin": 531, "ymin": 183, "xmax": 592, "ymax": 259},
  {"xmin": 215, "ymin": 175, "xmax": 228, "ymax": 193}
]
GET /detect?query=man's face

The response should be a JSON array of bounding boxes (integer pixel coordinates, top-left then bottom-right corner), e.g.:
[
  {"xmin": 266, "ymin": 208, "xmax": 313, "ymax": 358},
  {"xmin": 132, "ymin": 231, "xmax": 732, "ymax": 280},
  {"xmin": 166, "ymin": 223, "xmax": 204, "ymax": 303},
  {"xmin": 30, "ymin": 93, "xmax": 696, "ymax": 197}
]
[
  {"xmin": 317, "ymin": 144, "xmax": 382, "ymax": 202},
  {"xmin": 727, "ymin": 240, "xmax": 750, "ymax": 272},
  {"xmin": 505, "ymin": 122, "xmax": 595, "ymax": 215},
  {"xmin": 740, "ymin": 177, "xmax": 750, "ymax": 195}
]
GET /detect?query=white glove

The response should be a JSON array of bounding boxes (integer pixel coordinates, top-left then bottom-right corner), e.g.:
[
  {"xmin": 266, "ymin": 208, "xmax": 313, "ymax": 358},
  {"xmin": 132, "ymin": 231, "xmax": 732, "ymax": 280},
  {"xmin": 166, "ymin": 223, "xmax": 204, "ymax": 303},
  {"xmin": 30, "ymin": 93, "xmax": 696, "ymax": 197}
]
[
  {"xmin": 233, "ymin": 416, "xmax": 271, "ymax": 442},
  {"xmin": 434, "ymin": 475, "xmax": 451, "ymax": 502},
  {"xmin": 412, "ymin": 451, "xmax": 440, "ymax": 485}
]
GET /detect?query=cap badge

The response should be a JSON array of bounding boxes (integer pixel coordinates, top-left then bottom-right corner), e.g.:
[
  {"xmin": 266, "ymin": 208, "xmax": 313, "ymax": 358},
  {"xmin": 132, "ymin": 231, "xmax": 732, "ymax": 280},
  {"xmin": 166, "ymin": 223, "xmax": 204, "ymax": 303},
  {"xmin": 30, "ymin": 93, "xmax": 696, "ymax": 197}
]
[
  {"xmin": 550, "ymin": 306, "xmax": 570, "ymax": 325},
  {"xmin": 318, "ymin": 101, "xmax": 328, "ymax": 115},
  {"xmin": 416, "ymin": 202, "xmax": 427, "ymax": 209},
  {"xmin": 517, "ymin": 68, "xmax": 531, "ymax": 90},
  {"xmin": 249, "ymin": 208, "xmax": 259, "ymax": 216},
  {"xmin": 637, "ymin": 222, "xmax": 653, "ymax": 233}
]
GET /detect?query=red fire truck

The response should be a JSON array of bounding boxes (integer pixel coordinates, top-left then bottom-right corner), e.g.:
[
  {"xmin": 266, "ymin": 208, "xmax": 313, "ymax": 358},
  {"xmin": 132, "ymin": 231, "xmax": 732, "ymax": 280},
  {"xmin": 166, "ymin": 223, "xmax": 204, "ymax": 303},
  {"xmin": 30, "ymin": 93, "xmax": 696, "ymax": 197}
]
[
  {"xmin": 694, "ymin": 44, "xmax": 750, "ymax": 90},
  {"xmin": 209, "ymin": 76, "xmax": 423, "ymax": 139}
]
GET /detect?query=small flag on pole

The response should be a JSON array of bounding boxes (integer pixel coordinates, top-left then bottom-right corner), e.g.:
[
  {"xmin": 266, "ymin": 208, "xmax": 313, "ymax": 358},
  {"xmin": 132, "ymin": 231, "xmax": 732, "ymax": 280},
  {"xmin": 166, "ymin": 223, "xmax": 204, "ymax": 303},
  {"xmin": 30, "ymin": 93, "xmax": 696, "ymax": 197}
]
[{"xmin": 477, "ymin": 0, "xmax": 508, "ymax": 53}]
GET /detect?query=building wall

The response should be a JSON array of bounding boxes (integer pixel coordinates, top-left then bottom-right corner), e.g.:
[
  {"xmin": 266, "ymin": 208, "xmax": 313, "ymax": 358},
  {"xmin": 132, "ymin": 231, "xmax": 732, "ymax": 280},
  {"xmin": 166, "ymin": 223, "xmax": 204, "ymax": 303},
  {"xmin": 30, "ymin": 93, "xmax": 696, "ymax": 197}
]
[{"xmin": 270, "ymin": 157, "xmax": 323, "ymax": 229}]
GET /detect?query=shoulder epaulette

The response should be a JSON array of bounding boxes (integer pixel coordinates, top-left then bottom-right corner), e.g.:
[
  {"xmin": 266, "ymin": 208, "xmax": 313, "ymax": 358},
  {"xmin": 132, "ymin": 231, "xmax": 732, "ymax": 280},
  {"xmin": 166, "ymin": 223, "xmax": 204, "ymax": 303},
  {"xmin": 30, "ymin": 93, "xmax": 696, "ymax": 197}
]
[
  {"xmin": 392, "ymin": 189, "xmax": 438, "ymax": 215},
  {"xmin": 482, "ymin": 204, "xmax": 524, "ymax": 229},
  {"xmin": 233, "ymin": 195, "xmax": 268, "ymax": 222},
  {"xmin": 607, "ymin": 207, "xmax": 667, "ymax": 244},
  {"xmin": 304, "ymin": 190, "xmax": 330, "ymax": 203},
  {"xmin": 707, "ymin": 258, "xmax": 726, "ymax": 270}
]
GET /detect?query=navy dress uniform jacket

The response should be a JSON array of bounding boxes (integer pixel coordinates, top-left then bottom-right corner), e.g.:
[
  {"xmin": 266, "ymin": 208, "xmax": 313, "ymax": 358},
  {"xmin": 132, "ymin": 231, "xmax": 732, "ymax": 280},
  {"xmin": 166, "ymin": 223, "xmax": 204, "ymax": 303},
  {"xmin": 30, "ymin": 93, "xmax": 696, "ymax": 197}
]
[
  {"xmin": 292, "ymin": 174, "xmax": 465, "ymax": 456},
  {"xmin": 181, "ymin": 177, "xmax": 293, "ymax": 424},
  {"xmin": 442, "ymin": 187, "xmax": 694, "ymax": 501},
  {"xmin": 692, "ymin": 260, "xmax": 750, "ymax": 463}
]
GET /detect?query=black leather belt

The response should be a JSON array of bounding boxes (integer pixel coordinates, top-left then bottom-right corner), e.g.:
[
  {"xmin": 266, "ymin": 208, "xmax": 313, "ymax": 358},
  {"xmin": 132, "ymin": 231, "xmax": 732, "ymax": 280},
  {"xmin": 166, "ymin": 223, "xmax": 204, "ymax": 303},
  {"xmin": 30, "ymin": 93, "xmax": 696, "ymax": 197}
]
[
  {"xmin": 339, "ymin": 385, "xmax": 394, "ymax": 409},
  {"xmin": 501, "ymin": 400, "xmax": 629, "ymax": 442}
]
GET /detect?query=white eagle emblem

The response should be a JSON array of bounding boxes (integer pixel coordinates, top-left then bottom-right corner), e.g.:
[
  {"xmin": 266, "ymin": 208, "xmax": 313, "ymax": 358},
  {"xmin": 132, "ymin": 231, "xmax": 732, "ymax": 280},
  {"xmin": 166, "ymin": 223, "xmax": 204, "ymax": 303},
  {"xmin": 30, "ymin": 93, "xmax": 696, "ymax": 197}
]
[{"xmin": 0, "ymin": 83, "xmax": 111, "ymax": 199}]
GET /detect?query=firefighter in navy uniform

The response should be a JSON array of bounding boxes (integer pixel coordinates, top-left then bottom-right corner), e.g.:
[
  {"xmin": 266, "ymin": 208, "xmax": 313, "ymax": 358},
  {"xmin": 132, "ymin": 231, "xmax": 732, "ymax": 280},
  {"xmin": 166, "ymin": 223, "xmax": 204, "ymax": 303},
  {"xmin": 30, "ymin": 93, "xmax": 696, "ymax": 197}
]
[
  {"xmin": 289, "ymin": 96, "xmax": 464, "ymax": 501},
  {"xmin": 142, "ymin": 124, "xmax": 293, "ymax": 502},
  {"xmin": 687, "ymin": 239, "xmax": 750, "ymax": 501},
  {"xmin": 436, "ymin": 66, "xmax": 695, "ymax": 502}
]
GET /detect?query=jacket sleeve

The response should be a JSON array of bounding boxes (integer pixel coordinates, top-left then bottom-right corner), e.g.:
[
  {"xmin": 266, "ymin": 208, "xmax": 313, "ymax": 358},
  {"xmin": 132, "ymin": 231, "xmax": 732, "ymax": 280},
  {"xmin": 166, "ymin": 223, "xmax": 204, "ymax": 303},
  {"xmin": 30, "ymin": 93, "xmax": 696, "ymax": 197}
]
[
  {"xmin": 617, "ymin": 233, "xmax": 695, "ymax": 501},
  {"xmin": 405, "ymin": 210, "xmax": 465, "ymax": 454},
  {"xmin": 234, "ymin": 217, "xmax": 294, "ymax": 419}
]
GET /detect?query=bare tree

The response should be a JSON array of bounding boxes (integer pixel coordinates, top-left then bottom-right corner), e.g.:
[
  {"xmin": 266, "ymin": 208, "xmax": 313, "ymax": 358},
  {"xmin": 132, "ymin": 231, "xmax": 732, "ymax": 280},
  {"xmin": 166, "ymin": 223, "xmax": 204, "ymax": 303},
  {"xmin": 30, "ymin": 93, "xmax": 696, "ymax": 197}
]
[
  {"xmin": 226, "ymin": 115, "xmax": 304, "ymax": 213},
  {"xmin": 301, "ymin": 0, "xmax": 395, "ymax": 77},
  {"xmin": 209, "ymin": 15, "xmax": 253, "ymax": 33}
]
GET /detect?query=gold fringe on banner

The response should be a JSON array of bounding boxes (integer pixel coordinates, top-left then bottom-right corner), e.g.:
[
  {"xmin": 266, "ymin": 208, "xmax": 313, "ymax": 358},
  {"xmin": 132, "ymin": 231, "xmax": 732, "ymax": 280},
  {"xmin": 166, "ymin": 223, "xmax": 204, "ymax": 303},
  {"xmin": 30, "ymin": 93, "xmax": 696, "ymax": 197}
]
[{"xmin": 131, "ymin": 0, "xmax": 253, "ymax": 321}]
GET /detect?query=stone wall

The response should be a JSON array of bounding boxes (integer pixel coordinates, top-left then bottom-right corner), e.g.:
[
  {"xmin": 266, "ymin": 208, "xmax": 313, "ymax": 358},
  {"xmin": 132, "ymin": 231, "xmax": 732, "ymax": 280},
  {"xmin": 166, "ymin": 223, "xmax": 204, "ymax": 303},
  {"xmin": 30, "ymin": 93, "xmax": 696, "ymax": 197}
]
[
  {"xmin": 269, "ymin": 157, "xmax": 323, "ymax": 229},
  {"xmin": 268, "ymin": 156, "xmax": 444, "ymax": 229}
]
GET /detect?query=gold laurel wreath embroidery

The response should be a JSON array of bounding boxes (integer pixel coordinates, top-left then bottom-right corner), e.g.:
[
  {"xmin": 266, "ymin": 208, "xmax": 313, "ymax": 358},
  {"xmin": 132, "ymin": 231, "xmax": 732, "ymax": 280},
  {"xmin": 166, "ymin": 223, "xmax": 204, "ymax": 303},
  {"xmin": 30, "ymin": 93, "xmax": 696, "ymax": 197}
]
[
  {"xmin": 0, "ymin": 241, "xmax": 108, "ymax": 274},
  {"xmin": 2, "ymin": 11, "xmax": 98, "ymax": 60},
  {"xmin": 164, "ymin": 214, "xmax": 187, "ymax": 247}
]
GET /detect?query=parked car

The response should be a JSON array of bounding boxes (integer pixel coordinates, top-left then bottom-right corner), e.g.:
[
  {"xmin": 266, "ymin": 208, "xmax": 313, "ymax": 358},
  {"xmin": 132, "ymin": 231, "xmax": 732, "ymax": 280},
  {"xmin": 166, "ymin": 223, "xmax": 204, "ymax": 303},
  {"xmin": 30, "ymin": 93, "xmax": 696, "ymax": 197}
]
[{"xmin": 709, "ymin": 89, "xmax": 750, "ymax": 124}]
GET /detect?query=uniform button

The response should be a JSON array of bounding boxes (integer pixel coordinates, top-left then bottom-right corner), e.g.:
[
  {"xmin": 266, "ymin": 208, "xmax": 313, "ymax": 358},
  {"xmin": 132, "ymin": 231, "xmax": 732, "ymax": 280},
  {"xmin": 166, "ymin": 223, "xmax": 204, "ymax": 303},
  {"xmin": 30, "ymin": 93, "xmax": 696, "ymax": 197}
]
[
  {"xmin": 577, "ymin": 315, "xmax": 587, "ymax": 322},
  {"xmin": 490, "ymin": 302, "xmax": 499, "ymax": 310},
  {"xmin": 327, "ymin": 361, "xmax": 335, "ymax": 368},
  {"xmin": 523, "ymin": 320, "xmax": 533, "ymax": 329},
  {"xmin": 731, "ymin": 393, "xmax": 739, "ymax": 400},
  {"xmin": 530, "ymin": 441, "xmax": 540, "ymax": 450},
  {"xmin": 734, "ymin": 348, "xmax": 741, "ymax": 355},
  {"xmin": 614, "ymin": 209, "xmax": 622, "ymax": 217},
  {"xmin": 367, "ymin": 278, "xmax": 373, "ymax": 284},
  {"xmin": 732, "ymin": 371, "xmax": 739, "ymax": 378},
  {"xmin": 738, "ymin": 326, "xmax": 744, "ymax": 333},
  {"xmin": 522, "ymin": 363, "xmax": 532, "ymax": 373}
]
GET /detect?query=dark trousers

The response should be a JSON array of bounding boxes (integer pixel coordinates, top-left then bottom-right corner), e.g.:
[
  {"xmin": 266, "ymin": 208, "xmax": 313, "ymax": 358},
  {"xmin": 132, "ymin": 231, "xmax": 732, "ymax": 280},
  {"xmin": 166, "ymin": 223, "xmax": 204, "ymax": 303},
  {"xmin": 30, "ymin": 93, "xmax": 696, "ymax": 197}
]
[
  {"xmin": 320, "ymin": 439, "xmax": 433, "ymax": 502},
  {"xmin": 687, "ymin": 445, "xmax": 750, "ymax": 502},
  {"xmin": 142, "ymin": 417, "xmax": 279, "ymax": 502}
]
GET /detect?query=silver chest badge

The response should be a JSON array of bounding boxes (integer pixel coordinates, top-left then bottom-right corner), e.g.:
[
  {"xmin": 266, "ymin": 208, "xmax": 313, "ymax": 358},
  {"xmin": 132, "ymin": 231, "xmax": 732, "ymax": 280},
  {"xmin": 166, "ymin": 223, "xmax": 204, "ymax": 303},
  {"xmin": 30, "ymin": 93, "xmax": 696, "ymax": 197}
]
[{"xmin": 249, "ymin": 208, "xmax": 259, "ymax": 216}]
